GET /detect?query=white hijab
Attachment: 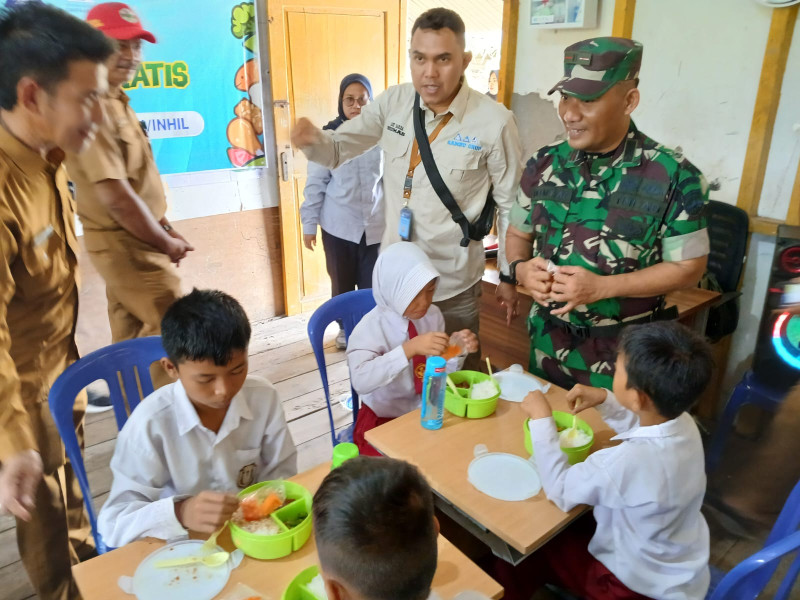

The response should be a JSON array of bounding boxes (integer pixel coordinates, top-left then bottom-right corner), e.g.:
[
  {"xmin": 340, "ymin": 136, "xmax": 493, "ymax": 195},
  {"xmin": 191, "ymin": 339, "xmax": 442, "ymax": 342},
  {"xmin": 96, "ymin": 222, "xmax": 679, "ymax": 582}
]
[{"xmin": 372, "ymin": 242, "xmax": 440, "ymax": 317}]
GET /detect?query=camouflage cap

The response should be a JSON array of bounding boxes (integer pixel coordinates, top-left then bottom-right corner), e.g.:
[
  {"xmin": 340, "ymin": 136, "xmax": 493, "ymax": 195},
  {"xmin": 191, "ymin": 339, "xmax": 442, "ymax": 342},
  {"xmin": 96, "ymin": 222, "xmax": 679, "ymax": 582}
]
[{"xmin": 548, "ymin": 37, "xmax": 642, "ymax": 101}]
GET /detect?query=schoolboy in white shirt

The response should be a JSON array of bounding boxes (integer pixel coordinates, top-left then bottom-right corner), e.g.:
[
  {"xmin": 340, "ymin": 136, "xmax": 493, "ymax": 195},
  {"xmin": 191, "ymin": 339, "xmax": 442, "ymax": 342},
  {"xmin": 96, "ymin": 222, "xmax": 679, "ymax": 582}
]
[
  {"xmin": 512, "ymin": 321, "xmax": 713, "ymax": 600},
  {"xmin": 98, "ymin": 289, "xmax": 297, "ymax": 547}
]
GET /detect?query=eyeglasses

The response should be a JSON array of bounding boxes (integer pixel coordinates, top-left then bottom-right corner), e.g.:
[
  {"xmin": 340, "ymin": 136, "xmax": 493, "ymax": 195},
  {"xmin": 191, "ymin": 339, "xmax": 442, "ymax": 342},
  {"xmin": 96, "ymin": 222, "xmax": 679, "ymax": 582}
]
[{"xmin": 343, "ymin": 96, "xmax": 369, "ymax": 108}]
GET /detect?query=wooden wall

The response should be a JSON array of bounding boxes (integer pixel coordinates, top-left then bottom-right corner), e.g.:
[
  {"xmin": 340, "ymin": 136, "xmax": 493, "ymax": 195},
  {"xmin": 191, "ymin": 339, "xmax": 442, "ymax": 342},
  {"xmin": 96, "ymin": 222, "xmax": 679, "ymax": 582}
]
[{"xmin": 76, "ymin": 207, "xmax": 285, "ymax": 355}]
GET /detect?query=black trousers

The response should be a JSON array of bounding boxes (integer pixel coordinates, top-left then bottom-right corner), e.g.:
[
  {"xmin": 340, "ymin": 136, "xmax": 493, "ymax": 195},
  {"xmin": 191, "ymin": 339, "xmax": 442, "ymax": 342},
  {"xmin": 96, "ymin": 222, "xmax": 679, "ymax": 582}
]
[{"xmin": 320, "ymin": 228, "xmax": 379, "ymax": 297}]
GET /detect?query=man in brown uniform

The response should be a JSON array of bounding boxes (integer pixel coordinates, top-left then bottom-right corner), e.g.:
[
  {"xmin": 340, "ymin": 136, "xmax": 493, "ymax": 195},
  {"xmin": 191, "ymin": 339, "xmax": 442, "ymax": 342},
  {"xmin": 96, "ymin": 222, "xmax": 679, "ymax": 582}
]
[
  {"xmin": 68, "ymin": 3, "xmax": 193, "ymax": 369},
  {"xmin": 0, "ymin": 4, "xmax": 115, "ymax": 598}
]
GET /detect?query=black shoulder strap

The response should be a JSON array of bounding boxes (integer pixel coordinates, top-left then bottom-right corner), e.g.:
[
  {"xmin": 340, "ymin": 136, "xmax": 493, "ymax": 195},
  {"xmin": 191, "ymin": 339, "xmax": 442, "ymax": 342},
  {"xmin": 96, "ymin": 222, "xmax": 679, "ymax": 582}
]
[{"xmin": 413, "ymin": 93, "xmax": 471, "ymax": 247}]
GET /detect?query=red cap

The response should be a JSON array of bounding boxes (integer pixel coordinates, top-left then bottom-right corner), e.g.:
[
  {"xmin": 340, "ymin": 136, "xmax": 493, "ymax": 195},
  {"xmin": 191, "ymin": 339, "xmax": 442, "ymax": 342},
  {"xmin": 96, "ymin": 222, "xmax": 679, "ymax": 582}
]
[{"xmin": 86, "ymin": 3, "xmax": 156, "ymax": 43}]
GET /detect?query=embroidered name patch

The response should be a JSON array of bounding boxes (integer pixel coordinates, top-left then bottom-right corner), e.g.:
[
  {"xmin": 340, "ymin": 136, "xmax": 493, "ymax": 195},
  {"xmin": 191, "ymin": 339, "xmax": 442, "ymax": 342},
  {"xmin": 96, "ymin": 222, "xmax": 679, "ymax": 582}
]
[
  {"xmin": 388, "ymin": 122, "xmax": 405, "ymax": 136},
  {"xmin": 447, "ymin": 133, "xmax": 481, "ymax": 151}
]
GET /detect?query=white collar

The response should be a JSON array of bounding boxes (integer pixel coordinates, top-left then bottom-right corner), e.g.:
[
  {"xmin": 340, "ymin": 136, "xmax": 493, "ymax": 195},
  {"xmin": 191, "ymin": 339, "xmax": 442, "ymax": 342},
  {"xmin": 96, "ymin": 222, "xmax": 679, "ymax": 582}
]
[
  {"xmin": 173, "ymin": 379, "xmax": 253, "ymax": 441},
  {"xmin": 611, "ymin": 413, "xmax": 689, "ymax": 442}
]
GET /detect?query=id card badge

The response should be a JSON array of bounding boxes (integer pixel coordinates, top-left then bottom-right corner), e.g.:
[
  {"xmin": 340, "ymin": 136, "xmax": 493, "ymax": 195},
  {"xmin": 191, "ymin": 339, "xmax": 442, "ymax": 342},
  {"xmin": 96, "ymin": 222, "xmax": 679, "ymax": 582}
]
[{"xmin": 398, "ymin": 206, "xmax": 413, "ymax": 241}]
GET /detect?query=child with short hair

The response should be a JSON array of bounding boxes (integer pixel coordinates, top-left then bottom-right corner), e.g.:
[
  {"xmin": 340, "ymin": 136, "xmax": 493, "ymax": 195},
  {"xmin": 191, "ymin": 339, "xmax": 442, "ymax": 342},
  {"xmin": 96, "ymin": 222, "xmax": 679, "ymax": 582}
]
[
  {"xmin": 346, "ymin": 242, "xmax": 478, "ymax": 455},
  {"xmin": 98, "ymin": 289, "xmax": 297, "ymax": 547},
  {"xmin": 514, "ymin": 321, "xmax": 713, "ymax": 600},
  {"xmin": 312, "ymin": 456, "xmax": 438, "ymax": 600}
]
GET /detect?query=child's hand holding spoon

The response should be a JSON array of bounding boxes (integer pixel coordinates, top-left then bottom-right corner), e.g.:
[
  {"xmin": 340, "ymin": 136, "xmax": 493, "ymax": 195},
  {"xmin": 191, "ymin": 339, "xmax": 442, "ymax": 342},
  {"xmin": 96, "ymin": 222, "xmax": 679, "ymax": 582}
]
[{"xmin": 565, "ymin": 384, "xmax": 608, "ymax": 414}]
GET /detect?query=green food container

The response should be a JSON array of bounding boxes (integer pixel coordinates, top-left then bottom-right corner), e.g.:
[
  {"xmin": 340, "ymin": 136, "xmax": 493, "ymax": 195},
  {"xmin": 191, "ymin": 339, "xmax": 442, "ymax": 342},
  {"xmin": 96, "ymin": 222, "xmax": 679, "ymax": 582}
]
[
  {"xmin": 282, "ymin": 565, "xmax": 323, "ymax": 600},
  {"xmin": 523, "ymin": 411, "xmax": 594, "ymax": 464},
  {"xmin": 331, "ymin": 442, "xmax": 359, "ymax": 469},
  {"xmin": 444, "ymin": 370, "xmax": 500, "ymax": 419},
  {"xmin": 229, "ymin": 480, "xmax": 313, "ymax": 560}
]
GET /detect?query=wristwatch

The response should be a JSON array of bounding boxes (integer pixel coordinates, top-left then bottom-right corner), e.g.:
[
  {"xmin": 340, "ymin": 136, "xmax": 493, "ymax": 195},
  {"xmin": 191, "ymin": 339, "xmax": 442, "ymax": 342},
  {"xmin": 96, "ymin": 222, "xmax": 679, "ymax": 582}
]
[
  {"xmin": 162, "ymin": 223, "xmax": 173, "ymax": 232},
  {"xmin": 500, "ymin": 259, "xmax": 526, "ymax": 285}
]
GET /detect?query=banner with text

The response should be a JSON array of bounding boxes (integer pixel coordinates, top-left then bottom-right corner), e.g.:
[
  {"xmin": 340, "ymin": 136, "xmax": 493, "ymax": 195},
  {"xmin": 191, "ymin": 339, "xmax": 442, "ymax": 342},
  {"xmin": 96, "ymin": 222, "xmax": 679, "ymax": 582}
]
[{"xmin": 3, "ymin": 0, "xmax": 266, "ymax": 174}]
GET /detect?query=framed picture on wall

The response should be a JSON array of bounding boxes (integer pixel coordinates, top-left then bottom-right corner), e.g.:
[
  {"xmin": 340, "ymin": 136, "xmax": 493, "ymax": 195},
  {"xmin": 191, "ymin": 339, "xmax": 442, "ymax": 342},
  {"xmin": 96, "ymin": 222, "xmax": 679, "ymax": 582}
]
[{"xmin": 530, "ymin": 0, "xmax": 597, "ymax": 29}]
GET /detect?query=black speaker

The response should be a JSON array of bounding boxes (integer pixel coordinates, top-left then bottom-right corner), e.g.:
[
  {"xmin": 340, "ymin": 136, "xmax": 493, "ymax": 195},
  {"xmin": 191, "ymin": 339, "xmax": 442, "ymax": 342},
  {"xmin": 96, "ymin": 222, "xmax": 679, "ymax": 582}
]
[{"xmin": 752, "ymin": 225, "xmax": 800, "ymax": 390}]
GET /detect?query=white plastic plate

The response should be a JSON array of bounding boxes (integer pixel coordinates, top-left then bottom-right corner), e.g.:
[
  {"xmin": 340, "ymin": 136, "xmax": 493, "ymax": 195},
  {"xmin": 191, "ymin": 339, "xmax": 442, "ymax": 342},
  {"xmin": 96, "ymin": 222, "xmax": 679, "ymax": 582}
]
[
  {"xmin": 117, "ymin": 539, "xmax": 243, "ymax": 600},
  {"xmin": 467, "ymin": 444, "xmax": 542, "ymax": 501},
  {"xmin": 494, "ymin": 364, "xmax": 551, "ymax": 403}
]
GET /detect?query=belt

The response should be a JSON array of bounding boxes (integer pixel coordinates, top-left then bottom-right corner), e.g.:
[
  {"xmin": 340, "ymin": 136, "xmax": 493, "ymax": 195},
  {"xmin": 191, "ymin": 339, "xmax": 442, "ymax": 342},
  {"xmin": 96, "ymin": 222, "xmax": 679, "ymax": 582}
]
[{"xmin": 542, "ymin": 305, "xmax": 679, "ymax": 340}]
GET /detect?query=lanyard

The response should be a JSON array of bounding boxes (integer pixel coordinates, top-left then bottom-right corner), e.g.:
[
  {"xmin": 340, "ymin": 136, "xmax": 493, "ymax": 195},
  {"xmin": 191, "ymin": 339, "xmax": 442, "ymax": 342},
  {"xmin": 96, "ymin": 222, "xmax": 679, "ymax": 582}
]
[{"xmin": 403, "ymin": 112, "xmax": 453, "ymax": 203}]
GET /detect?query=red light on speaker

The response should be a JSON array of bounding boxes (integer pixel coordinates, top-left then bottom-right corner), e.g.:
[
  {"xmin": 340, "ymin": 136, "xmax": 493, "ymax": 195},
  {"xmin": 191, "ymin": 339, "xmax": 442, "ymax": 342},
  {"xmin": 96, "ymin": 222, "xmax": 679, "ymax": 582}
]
[
  {"xmin": 780, "ymin": 247, "xmax": 800, "ymax": 274},
  {"xmin": 773, "ymin": 312, "xmax": 789, "ymax": 338}
]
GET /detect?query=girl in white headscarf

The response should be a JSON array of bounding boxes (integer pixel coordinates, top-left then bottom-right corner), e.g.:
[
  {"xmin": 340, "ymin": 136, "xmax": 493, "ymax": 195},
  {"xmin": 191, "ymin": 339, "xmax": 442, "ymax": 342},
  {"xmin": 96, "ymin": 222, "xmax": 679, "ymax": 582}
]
[{"xmin": 347, "ymin": 242, "xmax": 478, "ymax": 455}]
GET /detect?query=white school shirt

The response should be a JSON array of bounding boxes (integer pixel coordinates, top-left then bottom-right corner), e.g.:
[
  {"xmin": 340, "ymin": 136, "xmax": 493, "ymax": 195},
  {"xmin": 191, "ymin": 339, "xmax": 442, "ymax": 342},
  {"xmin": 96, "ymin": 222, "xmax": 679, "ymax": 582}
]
[
  {"xmin": 98, "ymin": 376, "xmax": 298, "ymax": 547},
  {"xmin": 302, "ymin": 82, "xmax": 523, "ymax": 301},
  {"xmin": 301, "ymin": 146, "xmax": 385, "ymax": 245},
  {"xmin": 347, "ymin": 304, "xmax": 464, "ymax": 418},
  {"xmin": 528, "ymin": 392, "xmax": 710, "ymax": 600}
]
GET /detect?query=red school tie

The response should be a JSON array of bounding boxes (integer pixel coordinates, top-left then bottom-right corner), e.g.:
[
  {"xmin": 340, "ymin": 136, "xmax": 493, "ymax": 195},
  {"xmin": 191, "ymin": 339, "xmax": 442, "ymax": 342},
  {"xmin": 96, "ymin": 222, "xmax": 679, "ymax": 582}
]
[{"xmin": 407, "ymin": 321, "xmax": 425, "ymax": 394}]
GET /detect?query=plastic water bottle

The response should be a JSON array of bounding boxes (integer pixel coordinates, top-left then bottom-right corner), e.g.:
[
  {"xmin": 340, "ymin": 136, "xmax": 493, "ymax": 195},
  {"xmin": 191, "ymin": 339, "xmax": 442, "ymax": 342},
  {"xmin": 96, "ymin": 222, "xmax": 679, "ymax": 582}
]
[{"xmin": 420, "ymin": 356, "xmax": 447, "ymax": 430}]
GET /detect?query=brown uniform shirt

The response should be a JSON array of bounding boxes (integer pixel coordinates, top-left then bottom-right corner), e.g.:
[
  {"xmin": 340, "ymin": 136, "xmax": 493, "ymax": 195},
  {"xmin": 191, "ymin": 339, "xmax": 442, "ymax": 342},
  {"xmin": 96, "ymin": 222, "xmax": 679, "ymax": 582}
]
[
  {"xmin": 0, "ymin": 124, "xmax": 79, "ymax": 468},
  {"xmin": 66, "ymin": 87, "xmax": 166, "ymax": 234}
]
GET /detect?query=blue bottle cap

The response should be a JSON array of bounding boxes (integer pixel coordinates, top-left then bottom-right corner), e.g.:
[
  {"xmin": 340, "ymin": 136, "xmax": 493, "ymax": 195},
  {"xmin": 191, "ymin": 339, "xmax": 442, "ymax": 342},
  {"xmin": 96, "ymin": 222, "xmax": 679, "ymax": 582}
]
[{"xmin": 425, "ymin": 356, "xmax": 447, "ymax": 373}]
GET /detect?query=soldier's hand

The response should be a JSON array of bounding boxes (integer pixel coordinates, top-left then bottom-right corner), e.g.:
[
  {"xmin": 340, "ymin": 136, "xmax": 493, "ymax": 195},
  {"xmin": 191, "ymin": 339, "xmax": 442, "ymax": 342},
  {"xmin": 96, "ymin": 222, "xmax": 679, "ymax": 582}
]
[
  {"xmin": 549, "ymin": 266, "xmax": 609, "ymax": 315},
  {"xmin": 522, "ymin": 390, "xmax": 552, "ymax": 421},
  {"xmin": 175, "ymin": 490, "xmax": 240, "ymax": 533},
  {"xmin": 517, "ymin": 257, "xmax": 553, "ymax": 306},
  {"xmin": 0, "ymin": 450, "xmax": 43, "ymax": 521},
  {"xmin": 495, "ymin": 282, "xmax": 519, "ymax": 325},
  {"xmin": 303, "ymin": 233, "xmax": 317, "ymax": 251},
  {"xmin": 291, "ymin": 118, "xmax": 322, "ymax": 149},
  {"xmin": 566, "ymin": 384, "xmax": 607, "ymax": 414}
]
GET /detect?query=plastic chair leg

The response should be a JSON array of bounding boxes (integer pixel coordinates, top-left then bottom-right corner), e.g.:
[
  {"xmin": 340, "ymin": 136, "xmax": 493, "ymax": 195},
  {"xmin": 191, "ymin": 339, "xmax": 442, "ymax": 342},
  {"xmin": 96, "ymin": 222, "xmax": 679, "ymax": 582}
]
[{"xmin": 706, "ymin": 383, "xmax": 752, "ymax": 472}]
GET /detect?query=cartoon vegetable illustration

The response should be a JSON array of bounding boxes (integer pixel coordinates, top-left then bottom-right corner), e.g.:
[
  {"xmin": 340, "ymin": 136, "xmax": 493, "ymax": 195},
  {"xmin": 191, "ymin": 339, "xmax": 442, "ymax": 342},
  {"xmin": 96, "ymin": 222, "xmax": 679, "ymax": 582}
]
[
  {"xmin": 235, "ymin": 59, "xmax": 260, "ymax": 92},
  {"xmin": 234, "ymin": 98, "xmax": 263, "ymax": 135},
  {"xmin": 231, "ymin": 1, "xmax": 256, "ymax": 53},
  {"xmin": 227, "ymin": 116, "xmax": 261, "ymax": 156}
]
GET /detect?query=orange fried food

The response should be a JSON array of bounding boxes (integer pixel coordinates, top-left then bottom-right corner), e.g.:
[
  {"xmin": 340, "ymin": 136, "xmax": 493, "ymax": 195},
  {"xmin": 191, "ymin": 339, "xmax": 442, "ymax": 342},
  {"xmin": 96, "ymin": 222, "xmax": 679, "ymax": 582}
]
[
  {"xmin": 240, "ymin": 492, "xmax": 282, "ymax": 522},
  {"xmin": 441, "ymin": 345, "xmax": 462, "ymax": 360}
]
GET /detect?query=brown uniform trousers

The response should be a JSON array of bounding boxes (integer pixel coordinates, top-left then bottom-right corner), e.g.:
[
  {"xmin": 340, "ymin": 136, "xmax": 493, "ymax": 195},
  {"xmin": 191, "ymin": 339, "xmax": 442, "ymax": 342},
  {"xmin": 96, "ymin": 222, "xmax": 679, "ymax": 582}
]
[
  {"xmin": 0, "ymin": 126, "xmax": 93, "ymax": 600},
  {"xmin": 66, "ymin": 88, "xmax": 181, "ymax": 378}
]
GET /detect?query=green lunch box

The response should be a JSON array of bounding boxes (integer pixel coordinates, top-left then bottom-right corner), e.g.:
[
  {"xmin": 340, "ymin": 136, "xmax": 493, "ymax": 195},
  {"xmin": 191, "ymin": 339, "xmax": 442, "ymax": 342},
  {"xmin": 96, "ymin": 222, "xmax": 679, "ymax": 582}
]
[
  {"xmin": 444, "ymin": 370, "xmax": 501, "ymax": 419},
  {"xmin": 229, "ymin": 480, "xmax": 313, "ymax": 560},
  {"xmin": 524, "ymin": 411, "xmax": 594, "ymax": 464}
]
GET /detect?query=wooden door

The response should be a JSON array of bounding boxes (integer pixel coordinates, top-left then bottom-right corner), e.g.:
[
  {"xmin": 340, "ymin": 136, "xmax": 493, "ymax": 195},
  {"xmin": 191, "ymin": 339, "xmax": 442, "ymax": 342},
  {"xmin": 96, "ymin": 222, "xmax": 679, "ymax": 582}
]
[{"xmin": 267, "ymin": 0, "xmax": 405, "ymax": 315}]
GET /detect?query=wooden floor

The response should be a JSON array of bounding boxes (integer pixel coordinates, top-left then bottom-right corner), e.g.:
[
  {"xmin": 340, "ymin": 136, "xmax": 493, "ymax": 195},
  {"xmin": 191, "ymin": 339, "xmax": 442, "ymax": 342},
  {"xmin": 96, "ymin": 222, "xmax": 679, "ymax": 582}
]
[{"xmin": 0, "ymin": 313, "xmax": 794, "ymax": 599}]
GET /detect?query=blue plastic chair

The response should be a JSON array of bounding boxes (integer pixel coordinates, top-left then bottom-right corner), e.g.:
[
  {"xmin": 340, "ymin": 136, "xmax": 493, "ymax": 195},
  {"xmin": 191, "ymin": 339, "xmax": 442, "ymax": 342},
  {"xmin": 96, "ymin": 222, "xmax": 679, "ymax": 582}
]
[
  {"xmin": 48, "ymin": 336, "xmax": 167, "ymax": 553},
  {"xmin": 706, "ymin": 370, "xmax": 786, "ymax": 472},
  {"xmin": 307, "ymin": 289, "xmax": 376, "ymax": 446},
  {"xmin": 707, "ymin": 476, "xmax": 800, "ymax": 598}
]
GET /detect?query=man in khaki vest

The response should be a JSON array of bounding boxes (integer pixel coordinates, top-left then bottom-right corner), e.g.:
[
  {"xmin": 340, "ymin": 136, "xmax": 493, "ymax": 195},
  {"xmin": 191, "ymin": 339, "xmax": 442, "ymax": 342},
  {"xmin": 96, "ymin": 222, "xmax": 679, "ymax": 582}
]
[
  {"xmin": 68, "ymin": 3, "xmax": 193, "ymax": 391},
  {"xmin": 0, "ymin": 5, "xmax": 115, "ymax": 598}
]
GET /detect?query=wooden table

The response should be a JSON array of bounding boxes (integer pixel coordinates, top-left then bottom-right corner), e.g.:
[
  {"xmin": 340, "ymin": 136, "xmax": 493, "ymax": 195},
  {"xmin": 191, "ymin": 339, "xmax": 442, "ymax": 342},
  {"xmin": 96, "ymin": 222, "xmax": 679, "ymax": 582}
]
[
  {"xmin": 481, "ymin": 259, "xmax": 720, "ymax": 370},
  {"xmin": 365, "ymin": 382, "xmax": 617, "ymax": 565},
  {"xmin": 72, "ymin": 463, "xmax": 503, "ymax": 600}
]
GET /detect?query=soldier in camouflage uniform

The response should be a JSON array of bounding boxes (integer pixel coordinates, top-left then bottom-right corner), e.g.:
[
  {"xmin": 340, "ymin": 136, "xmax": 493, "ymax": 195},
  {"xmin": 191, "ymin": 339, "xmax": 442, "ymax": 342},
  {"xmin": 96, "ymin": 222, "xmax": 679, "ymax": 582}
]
[{"xmin": 503, "ymin": 37, "xmax": 710, "ymax": 390}]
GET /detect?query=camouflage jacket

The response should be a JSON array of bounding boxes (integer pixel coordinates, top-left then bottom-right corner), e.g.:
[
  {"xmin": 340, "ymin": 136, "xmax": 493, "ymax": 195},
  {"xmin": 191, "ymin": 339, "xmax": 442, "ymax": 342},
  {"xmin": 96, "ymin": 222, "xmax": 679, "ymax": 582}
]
[{"xmin": 510, "ymin": 122, "xmax": 709, "ymax": 327}]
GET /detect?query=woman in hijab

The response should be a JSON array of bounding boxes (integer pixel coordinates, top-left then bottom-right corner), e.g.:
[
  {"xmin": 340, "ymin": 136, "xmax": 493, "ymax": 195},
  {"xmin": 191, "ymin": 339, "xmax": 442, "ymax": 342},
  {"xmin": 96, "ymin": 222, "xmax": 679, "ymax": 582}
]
[
  {"xmin": 301, "ymin": 74, "xmax": 384, "ymax": 350},
  {"xmin": 486, "ymin": 69, "xmax": 499, "ymax": 101},
  {"xmin": 346, "ymin": 242, "xmax": 478, "ymax": 455}
]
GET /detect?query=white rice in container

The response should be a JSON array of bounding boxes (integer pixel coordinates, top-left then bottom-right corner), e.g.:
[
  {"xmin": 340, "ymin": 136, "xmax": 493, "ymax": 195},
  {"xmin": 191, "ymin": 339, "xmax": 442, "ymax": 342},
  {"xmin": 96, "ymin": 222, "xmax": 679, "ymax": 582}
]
[
  {"xmin": 307, "ymin": 574, "xmax": 329, "ymax": 599},
  {"xmin": 559, "ymin": 428, "xmax": 592, "ymax": 448},
  {"xmin": 231, "ymin": 506, "xmax": 282, "ymax": 535},
  {"xmin": 470, "ymin": 380, "xmax": 498, "ymax": 400}
]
